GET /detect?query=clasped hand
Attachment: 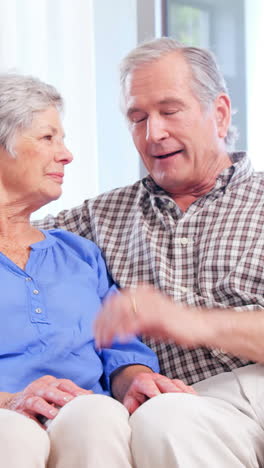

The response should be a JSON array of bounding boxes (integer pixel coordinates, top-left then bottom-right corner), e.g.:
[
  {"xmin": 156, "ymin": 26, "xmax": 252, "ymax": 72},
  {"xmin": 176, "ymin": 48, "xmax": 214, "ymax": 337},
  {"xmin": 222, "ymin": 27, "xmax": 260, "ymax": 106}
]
[{"xmin": 5, "ymin": 375, "xmax": 92, "ymax": 428}]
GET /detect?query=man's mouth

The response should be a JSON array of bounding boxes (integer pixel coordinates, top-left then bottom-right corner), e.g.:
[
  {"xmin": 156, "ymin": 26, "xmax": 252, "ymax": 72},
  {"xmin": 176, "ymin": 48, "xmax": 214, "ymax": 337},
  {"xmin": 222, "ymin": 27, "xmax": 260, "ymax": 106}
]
[{"xmin": 153, "ymin": 149, "xmax": 184, "ymax": 159}]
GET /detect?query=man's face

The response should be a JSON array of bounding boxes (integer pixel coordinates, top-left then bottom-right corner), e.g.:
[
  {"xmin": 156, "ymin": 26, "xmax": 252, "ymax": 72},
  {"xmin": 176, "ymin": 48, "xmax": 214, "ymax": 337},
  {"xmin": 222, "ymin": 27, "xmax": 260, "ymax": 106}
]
[{"xmin": 124, "ymin": 52, "xmax": 230, "ymax": 197}]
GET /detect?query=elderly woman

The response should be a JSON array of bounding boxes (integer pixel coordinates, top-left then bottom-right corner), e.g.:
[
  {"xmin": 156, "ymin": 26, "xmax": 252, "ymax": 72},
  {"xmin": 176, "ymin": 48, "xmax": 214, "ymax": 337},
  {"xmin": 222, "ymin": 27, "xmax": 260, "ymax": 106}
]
[{"xmin": 0, "ymin": 74, "xmax": 194, "ymax": 468}]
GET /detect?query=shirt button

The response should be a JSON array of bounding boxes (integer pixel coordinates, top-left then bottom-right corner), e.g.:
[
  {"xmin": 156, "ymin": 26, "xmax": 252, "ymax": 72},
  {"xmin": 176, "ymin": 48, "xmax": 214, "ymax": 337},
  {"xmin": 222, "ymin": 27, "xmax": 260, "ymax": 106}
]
[
  {"xmin": 35, "ymin": 308, "xmax": 42, "ymax": 314},
  {"xmin": 25, "ymin": 277, "xmax": 32, "ymax": 281},
  {"xmin": 181, "ymin": 238, "xmax": 188, "ymax": 245},
  {"xmin": 180, "ymin": 286, "xmax": 188, "ymax": 293},
  {"xmin": 33, "ymin": 289, "xmax": 39, "ymax": 295}
]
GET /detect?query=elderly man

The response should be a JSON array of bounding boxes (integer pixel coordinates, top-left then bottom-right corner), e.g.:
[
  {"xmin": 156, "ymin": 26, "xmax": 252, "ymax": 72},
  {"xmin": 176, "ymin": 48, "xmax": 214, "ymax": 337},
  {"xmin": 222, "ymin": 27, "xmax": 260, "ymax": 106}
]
[{"xmin": 38, "ymin": 38, "xmax": 264, "ymax": 467}]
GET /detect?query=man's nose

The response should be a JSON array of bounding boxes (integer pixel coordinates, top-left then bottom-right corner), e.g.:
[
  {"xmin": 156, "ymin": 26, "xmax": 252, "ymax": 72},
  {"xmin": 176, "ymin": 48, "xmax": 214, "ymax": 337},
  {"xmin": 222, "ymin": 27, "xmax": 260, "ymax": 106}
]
[{"xmin": 146, "ymin": 116, "xmax": 169, "ymax": 143}]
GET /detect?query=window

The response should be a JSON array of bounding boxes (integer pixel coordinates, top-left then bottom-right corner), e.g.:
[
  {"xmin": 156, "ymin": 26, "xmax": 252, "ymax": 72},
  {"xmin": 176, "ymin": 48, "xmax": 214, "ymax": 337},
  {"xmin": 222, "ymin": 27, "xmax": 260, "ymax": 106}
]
[{"xmin": 165, "ymin": 0, "xmax": 247, "ymax": 152}]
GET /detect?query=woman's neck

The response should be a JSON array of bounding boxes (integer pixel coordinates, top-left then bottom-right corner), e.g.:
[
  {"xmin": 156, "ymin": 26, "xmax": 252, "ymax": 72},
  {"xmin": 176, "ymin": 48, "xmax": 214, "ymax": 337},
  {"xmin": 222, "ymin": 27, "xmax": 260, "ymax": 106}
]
[{"xmin": 0, "ymin": 203, "xmax": 39, "ymax": 242}]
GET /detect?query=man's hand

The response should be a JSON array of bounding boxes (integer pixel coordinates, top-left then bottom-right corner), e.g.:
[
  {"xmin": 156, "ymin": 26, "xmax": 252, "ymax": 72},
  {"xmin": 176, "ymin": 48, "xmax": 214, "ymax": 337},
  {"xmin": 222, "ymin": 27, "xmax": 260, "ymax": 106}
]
[
  {"xmin": 94, "ymin": 285, "xmax": 192, "ymax": 348},
  {"xmin": 3, "ymin": 375, "xmax": 92, "ymax": 428},
  {"xmin": 122, "ymin": 372, "xmax": 196, "ymax": 414}
]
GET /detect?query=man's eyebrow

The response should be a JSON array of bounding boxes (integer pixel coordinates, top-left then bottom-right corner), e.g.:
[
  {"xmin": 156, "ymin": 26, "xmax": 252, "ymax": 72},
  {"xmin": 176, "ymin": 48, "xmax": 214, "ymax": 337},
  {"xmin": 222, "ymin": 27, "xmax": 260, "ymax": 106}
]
[
  {"xmin": 126, "ymin": 107, "xmax": 145, "ymax": 116},
  {"xmin": 158, "ymin": 98, "xmax": 184, "ymax": 106},
  {"xmin": 126, "ymin": 98, "xmax": 185, "ymax": 115}
]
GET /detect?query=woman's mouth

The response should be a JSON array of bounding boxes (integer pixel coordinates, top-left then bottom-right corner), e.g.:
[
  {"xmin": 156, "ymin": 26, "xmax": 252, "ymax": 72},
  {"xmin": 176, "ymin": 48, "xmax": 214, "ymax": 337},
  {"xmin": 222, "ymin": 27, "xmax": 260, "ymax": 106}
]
[{"xmin": 46, "ymin": 173, "xmax": 64, "ymax": 183}]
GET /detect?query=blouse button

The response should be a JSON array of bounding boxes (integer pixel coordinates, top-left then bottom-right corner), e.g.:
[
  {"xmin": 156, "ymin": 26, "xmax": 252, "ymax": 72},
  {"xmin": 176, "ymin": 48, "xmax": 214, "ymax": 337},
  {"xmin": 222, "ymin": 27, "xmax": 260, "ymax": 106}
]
[{"xmin": 35, "ymin": 308, "xmax": 42, "ymax": 314}]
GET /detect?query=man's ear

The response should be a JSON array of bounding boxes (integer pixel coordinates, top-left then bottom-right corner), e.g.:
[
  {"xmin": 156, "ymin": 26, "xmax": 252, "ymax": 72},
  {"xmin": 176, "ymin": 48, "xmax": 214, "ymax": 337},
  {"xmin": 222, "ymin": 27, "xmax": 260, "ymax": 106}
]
[{"xmin": 215, "ymin": 93, "xmax": 231, "ymax": 139}]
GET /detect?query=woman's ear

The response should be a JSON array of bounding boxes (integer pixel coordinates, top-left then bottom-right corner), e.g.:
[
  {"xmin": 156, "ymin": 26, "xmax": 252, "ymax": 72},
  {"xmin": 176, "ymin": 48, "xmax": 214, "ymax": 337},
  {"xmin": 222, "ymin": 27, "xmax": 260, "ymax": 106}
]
[{"xmin": 215, "ymin": 93, "xmax": 231, "ymax": 139}]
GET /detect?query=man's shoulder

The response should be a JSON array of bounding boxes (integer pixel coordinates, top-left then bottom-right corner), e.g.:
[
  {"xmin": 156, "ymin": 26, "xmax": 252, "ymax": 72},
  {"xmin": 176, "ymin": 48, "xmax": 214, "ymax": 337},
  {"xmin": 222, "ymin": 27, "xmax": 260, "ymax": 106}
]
[
  {"xmin": 84, "ymin": 179, "xmax": 144, "ymax": 211},
  {"xmin": 33, "ymin": 179, "xmax": 146, "ymax": 235},
  {"xmin": 244, "ymin": 169, "xmax": 264, "ymax": 194},
  {"xmin": 251, "ymin": 170, "xmax": 264, "ymax": 181},
  {"xmin": 92, "ymin": 179, "xmax": 143, "ymax": 201}
]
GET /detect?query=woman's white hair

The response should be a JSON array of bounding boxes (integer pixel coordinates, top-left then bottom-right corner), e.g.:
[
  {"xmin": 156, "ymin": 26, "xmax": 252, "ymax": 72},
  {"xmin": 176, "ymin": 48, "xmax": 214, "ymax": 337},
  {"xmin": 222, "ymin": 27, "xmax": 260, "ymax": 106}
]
[
  {"xmin": 0, "ymin": 73, "xmax": 63, "ymax": 157},
  {"xmin": 120, "ymin": 37, "xmax": 238, "ymax": 150}
]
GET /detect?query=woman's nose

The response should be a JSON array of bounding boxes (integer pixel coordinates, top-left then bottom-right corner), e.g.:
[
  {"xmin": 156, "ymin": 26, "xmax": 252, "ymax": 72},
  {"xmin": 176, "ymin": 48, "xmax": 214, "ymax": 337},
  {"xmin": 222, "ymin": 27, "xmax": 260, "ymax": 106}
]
[{"xmin": 55, "ymin": 143, "xmax": 73, "ymax": 164}]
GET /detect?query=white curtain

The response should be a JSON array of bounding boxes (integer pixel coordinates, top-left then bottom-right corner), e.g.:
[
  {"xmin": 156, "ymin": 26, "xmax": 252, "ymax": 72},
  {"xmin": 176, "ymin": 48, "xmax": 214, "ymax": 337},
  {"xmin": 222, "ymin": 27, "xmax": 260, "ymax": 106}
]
[{"xmin": 0, "ymin": 0, "xmax": 98, "ymax": 218}]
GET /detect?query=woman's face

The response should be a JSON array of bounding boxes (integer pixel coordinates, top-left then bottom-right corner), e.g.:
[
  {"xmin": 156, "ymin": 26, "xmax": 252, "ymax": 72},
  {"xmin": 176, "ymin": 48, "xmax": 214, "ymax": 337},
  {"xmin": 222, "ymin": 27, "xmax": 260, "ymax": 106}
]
[{"xmin": 0, "ymin": 106, "xmax": 73, "ymax": 210}]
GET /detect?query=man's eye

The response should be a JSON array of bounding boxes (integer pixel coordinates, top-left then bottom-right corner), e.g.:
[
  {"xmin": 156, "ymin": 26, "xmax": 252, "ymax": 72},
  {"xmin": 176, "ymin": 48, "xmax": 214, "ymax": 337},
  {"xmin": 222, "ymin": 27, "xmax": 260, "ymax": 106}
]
[
  {"xmin": 129, "ymin": 113, "xmax": 147, "ymax": 124},
  {"xmin": 134, "ymin": 116, "xmax": 146, "ymax": 123},
  {"xmin": 163, "ymin": 110, "xmax": 178, "ymax": 116},
  {"xmin": 43, "ymin": 135, "xmax": 53, "ymax": 141}
]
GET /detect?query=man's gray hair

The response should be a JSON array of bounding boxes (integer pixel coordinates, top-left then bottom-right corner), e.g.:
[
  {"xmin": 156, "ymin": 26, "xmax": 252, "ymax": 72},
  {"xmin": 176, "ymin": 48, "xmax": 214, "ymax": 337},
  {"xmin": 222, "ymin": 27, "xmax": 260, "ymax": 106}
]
[
  {"xmin": 120, "ymin": 37, "xmax": 238, "ymax": 149},
  {"xmin": 0, "ymin": 73, "xmax": 63, "ymax": 157}
]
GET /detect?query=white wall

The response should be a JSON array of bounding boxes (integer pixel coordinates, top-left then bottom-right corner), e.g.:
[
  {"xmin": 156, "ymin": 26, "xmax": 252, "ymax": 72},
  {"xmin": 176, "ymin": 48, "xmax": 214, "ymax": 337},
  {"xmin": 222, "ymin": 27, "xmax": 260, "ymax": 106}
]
[
  {"xmin": 245, "ymin": 0, "xmax": 264, "ymax": 170},
  {"xmin": 93, "ymin": 0, "xmax": 139, "ymax": 193}
]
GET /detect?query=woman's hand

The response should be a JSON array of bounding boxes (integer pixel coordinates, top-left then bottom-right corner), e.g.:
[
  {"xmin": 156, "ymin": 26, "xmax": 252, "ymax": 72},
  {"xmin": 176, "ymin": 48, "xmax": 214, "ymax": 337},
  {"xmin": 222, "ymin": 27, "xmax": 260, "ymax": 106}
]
[
  {"xmin": 122, "ymin": 372, "xmax": 197, "ymax": 414},
  {"xmin": 94, "ymin": 285, "xmax": 188, "ymax": 348},
  {"xmin": 3, "ymin": 375, "xmax": 92, "ymax": 427}
]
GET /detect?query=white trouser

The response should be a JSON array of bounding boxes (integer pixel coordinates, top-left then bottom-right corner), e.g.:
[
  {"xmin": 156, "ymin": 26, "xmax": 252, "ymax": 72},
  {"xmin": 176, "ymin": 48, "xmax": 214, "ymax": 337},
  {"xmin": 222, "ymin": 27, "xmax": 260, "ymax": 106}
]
[
  {"xmin": 1, "ymin": 364, "xmax": 264, "ymax": 467},
  {"xmin": 0, "ymin": 394, "xmax": 133, "ymax": 468},
  {"xmin": 130, "ymin": 363, "xmax": 264, "ymax": 467}
]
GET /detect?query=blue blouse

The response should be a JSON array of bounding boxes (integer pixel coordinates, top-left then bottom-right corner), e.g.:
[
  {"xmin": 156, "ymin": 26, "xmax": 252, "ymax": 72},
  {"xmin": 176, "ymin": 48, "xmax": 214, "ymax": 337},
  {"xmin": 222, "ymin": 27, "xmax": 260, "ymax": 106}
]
[{"xmin": 0, "ymin": 229, "xmax": 159, "ymax": 394}]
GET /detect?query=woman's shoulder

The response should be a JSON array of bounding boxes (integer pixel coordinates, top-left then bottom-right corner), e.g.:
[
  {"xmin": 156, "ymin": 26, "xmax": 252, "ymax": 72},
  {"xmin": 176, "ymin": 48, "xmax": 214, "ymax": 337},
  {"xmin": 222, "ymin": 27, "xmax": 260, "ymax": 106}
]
[{"xmin": 43, "ymin": 228, "xmax": 102, "ymax": 260}]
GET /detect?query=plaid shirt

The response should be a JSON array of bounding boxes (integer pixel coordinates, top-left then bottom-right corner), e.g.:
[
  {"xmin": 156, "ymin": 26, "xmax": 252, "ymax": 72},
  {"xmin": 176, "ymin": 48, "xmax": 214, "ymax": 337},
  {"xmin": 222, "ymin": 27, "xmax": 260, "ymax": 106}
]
[{"xmin": 36, "ymin": 152, "xmax": 264, "ymax": 385}]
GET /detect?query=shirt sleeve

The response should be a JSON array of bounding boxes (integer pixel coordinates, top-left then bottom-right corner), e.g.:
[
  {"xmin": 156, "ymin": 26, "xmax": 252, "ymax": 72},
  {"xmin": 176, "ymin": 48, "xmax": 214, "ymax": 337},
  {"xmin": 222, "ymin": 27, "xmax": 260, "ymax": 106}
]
[{"xmin": 99, "ymin": 339, "xmax": 160, "ymax": 394}]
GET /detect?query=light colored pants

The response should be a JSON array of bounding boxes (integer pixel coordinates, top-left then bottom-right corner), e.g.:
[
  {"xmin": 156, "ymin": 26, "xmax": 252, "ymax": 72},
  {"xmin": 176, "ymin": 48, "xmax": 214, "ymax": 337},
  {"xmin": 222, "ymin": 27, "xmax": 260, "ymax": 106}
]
[
  {"xmin": 1, "ymin": 364, "xmax": 264, "ymax": 467},
  {"xmin": 130, "ymin": 363, "xmax": 264, "ymax": 467},
  {"xmin": 0, "ymin": 394, "xmax": 132, "ymax": 468}
]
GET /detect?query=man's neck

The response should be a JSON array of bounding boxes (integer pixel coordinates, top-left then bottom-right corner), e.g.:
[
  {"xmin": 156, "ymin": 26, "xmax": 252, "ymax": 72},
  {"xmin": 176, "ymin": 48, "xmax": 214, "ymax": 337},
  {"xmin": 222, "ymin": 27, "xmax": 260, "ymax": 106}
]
[
  {"xmin": 170, "ymin": 152, "xmax": 232, "ymax": 211},
  {"xmin": 172, "ymin": 194, "xmax": 202, "ymax": 212}
]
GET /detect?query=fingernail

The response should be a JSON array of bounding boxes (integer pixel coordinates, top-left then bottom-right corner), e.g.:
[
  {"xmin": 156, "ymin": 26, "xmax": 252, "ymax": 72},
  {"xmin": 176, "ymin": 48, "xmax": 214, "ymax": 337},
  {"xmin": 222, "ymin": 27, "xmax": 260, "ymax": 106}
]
[
  {"xmin": 49, "ymin": 408, "xmax": 59, "ymax": 416},
  {"xmin": 63, "ymin": 395, "xmax": 73, "ymax": 402},
  {"xmin": 124, "ymin": 396, "xmax": 133, "ymax": 410}
]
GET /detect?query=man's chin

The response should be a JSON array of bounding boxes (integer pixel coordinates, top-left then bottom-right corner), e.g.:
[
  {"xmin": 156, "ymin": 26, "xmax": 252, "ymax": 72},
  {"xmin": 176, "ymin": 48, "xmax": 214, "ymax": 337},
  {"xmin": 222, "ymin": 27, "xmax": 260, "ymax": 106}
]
[{"xmin": 152, "ymin": 173, "xmax": 188, "ymax": 194}]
